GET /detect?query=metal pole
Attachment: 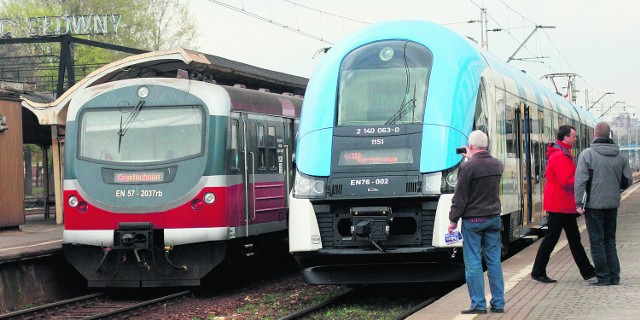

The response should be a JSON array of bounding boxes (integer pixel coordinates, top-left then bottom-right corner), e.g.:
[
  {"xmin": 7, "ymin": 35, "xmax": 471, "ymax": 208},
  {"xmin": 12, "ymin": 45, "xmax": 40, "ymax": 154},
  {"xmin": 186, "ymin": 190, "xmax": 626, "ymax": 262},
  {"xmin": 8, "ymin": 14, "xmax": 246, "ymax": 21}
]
[
  {"xmin": 482, "ymin": 8, "xmax": 488, "ymax": 50},
  {"xmin": 633, "ymin": 128, "xmax": 640, "ymax": 168}
]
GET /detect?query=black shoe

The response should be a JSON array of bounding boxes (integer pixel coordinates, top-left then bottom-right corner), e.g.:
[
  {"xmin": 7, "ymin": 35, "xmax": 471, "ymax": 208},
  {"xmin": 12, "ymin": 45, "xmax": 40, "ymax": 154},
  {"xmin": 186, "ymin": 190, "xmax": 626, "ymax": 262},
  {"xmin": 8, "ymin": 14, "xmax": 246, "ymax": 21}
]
[
  {"xmin": 531, "ymin": 274, "xmax": 557, "ymax": 283},
  {"xmin": 612, "ymin": 280, "xmax": 620, "ymax": 285},
  {"xmin": 582, "ymin": 273, "xmax": 596, "ymax": 280},
  {"xmin": 490, "ymin": 306, "xmax": 504, "ymax": 313},
  {"xmin": 461, "ymin": 307, "xmax": 487, "ymax": 314},
  {"xmin": 590, "ymin": 281, "xmax": 611, "ymax": 286}
]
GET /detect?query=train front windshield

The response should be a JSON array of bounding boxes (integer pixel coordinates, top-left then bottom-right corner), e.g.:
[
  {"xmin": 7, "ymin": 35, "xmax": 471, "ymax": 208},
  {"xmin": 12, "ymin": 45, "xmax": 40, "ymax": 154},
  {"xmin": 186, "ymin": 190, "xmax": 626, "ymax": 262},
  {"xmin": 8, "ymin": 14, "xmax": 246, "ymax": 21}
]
[
  {"xmin": 337, "ymin": 40, "xmax": 433, "ymax": 126},
  {"xmin": 79, "ymin": 106, "xmax": 205, "ymax": 163}
]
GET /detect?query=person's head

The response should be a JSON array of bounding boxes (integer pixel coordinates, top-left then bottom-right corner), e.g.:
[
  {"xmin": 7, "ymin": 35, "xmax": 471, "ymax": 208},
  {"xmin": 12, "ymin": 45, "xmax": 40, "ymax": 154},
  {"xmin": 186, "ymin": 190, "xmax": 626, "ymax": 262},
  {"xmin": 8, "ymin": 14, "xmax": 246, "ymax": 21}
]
[
  {"xmin": 594, "ymin": 122, "xmax": 611, "ymax": 139},
  {"xmin": 556, "ymin": 125, "xmax": 577, "ymax": 146},
  {"xmin": 468, "ymin": 130, "xmax": 489, "ymax": 151}
]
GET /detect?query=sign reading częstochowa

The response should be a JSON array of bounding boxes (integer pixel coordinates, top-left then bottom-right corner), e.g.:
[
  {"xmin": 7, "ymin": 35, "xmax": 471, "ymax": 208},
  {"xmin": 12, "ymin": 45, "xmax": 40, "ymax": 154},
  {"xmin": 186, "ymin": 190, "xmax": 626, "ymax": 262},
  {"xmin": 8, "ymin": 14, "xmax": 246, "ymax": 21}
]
[{"xmin": 0, "ymin": 14, "xmax": 122, "ymax": 38}]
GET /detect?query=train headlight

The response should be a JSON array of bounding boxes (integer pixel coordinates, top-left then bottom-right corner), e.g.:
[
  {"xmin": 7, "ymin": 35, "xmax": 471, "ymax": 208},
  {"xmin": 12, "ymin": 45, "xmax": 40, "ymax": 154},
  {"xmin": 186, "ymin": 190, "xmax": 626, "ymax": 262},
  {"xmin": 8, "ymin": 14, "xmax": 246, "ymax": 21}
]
[
  {"xmin": 440, "ymin": 167, "xmax": 460, "ymax": 194},
  {"xmin": 293, "ymin": 171, "xmax": 326, "ymax": 199},
  {"xmin": 422, "ymin": 172, "xmax": 442, "ymax": 195},
  {"xmin": 203, "ymin": 192, "xmax": 216, "ymax": 204},
  {"xmin": 78, "ymin": 202, "xmax": 88, "ymax": 213},
  {"xmin": 445, "ymin": 170, "xmax": 459, "ymax": 188},
  {"xmin": 68, "ymin": 196, "xmax": 78, "ymax": 208},
  {"xmin": 379, "ymin": 47, "xmax": 394, "ymax": 61},
  {"xmin": 137, "ymin": 85, "xmax": 150, "ymax": 98},
  {"xmin": 191, "ymin": 198, "xmax": 204, "ymax": 210}
]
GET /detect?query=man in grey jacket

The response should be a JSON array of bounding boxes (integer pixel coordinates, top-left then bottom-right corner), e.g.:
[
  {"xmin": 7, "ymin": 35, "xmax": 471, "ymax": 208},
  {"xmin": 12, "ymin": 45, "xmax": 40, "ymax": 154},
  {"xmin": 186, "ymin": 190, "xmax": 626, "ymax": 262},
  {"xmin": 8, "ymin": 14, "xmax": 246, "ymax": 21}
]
[{"xmin": 575, "ymin": 122, "xmax": 633, "ymax": 286}]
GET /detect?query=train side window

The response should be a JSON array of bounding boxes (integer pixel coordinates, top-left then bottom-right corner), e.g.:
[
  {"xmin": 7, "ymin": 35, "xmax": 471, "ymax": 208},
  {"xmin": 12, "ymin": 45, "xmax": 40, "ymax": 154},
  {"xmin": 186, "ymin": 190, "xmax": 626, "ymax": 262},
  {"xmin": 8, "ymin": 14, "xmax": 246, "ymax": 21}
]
[
  {"xmin": 505, "ymin": 106, "xmax": 515, "ymax": 157},
  {"xmin": 473, "ymin": 84, "xmax": 488, "ymax": 134},
  {"xmin": 538, "ymin": 110, "xmax": 544, "ymax": 134},
  {"xmin": 257, "ymin": 124, "xmax": 266, "ymax": 170},
  {"xmin": 231, "ymin": 120, "xmax": 239, "ymax": 170},
  {"xmin": 268, "ymin": 126, "xmax": 277, "ymax": 170}
]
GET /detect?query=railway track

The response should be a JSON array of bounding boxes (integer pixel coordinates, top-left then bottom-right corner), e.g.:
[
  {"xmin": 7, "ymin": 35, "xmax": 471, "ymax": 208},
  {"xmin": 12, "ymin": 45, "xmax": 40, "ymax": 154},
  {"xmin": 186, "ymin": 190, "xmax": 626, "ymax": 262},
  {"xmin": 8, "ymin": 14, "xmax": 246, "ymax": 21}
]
[
  {"xmin": 275, "ymin": 285, "xmax": 443, "ymax": 320},
  {"xmin": 276, "ymin": 288, "xmax": 355, "ymax": 320},
  {"xmin": 0, "ymin": 291, "xmax": 191, "ymax": 319}
]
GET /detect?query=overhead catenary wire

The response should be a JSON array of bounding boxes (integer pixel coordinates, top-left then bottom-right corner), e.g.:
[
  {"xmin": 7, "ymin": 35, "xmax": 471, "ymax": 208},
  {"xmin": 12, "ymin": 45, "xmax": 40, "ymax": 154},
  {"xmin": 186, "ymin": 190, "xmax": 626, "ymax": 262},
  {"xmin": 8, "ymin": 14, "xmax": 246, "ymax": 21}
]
[{"xmin": 204, "ymin": 0, "xmax": 335, "ymax": 44}]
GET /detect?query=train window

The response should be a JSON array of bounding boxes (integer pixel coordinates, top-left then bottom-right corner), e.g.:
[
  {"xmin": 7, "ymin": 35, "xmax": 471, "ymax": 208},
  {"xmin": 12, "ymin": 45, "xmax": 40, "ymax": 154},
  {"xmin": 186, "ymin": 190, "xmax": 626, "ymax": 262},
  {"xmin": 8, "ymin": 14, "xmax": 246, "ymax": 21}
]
[
  {"xmin": 505, "ymin": 107, "xmax": 516, "ymax": 157},
  {"xmin": 78, "ymin": 106, "xmax": 204, "ymax": 163},
  {"xmin": 538, "ymin": 110, "xmax": 544, "ymax": 134},
  {"xmin": 231, "ymin": 120, "xmax": 239, "ymax": 170},
  {"xmin": 257, "ymin": 124, "xmax": 266, "ymax": 169},
  {"xmin": 473, "ymin": 84, "xmax": 488, "ymax": 134},
  {"xmin": 268, "ymin": 126, "xmax": 276, "ymax": 170},
  {"xmin": 336, "ymin": 40, "xmax": 433, "ymax": 126}
]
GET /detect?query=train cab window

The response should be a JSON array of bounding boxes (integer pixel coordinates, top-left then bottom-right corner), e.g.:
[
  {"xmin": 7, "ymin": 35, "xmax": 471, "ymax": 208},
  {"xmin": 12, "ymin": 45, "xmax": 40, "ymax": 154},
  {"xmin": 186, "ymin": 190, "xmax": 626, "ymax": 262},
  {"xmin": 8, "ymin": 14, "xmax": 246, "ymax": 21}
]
[
  {"xmin": 336, "ymin": 40, "xmax": 433, "ymax": 126},
  {"xmin": 79, "ymin": 106, "xmax": 204, "ymax": 163},
  {"xmin": 268, "ymin": 126, "xmax": 277, "ymax": 170},
  {"xmin": 257, "ymin": 124, "xmax": 266, "ymax": 170},
  {"xmin": 231, "ymin": 120, "xmax": 239, "ymax": 170}
]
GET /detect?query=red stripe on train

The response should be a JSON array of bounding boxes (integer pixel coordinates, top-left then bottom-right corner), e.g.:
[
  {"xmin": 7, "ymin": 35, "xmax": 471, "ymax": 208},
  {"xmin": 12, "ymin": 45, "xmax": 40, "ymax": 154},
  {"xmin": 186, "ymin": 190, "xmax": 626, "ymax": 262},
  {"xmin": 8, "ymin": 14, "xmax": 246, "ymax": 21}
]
[{"xmin": 63, "ymin": 182, "xmax": 287, "ymax": 230}]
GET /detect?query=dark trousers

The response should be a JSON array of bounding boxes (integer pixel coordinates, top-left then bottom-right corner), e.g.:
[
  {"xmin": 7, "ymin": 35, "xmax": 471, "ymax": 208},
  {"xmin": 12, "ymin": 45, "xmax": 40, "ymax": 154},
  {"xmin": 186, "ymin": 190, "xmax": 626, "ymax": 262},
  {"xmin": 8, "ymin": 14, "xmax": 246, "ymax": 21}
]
[
  {"xmin": 585, "ymin": 208, "xmax": 620, "ymax": 284},
  {"xmin": 532, "ymin": 212, "xmax": 595, "ymax": 278}
]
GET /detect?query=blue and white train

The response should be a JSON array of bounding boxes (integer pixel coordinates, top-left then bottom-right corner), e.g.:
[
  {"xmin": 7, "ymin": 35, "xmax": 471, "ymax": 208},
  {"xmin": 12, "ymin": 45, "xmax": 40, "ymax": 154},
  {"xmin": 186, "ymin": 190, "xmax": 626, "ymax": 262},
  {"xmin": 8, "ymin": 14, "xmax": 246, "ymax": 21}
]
[{"xmin": 289, "ymin": 20, "xmax": 596, "ymax": 284}]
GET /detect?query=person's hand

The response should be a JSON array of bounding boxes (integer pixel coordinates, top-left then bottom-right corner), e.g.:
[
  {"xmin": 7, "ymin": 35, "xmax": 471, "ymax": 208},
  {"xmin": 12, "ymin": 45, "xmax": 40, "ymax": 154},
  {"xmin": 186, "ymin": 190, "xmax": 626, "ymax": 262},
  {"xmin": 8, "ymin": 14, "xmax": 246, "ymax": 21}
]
[
  {"xmin": 461, "ymin": 147, "xmax": 472, "ymax": 159},
  {"xmin": 448, "ymin": 222, "xmax": 457, "ymax": 234},
  {"xmin": 576, "ymin": 207, "xmax": 585, "ymax": 215}
]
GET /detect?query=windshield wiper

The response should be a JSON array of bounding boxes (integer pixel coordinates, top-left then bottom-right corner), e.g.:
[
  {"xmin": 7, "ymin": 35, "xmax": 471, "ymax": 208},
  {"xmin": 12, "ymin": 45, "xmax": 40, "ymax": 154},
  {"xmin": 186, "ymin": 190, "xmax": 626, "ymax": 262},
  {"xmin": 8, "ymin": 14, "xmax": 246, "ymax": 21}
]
[
  {"xmin": 385, "ymin": 42, "xmax": 417, "ymax": 126},
  {"xmin": 117, "ymin": 100, "xmax": 145, "ymax": 153},
  {"xmin": 385, "ymin": 84, "xmax": 417, "ymax": 126}
]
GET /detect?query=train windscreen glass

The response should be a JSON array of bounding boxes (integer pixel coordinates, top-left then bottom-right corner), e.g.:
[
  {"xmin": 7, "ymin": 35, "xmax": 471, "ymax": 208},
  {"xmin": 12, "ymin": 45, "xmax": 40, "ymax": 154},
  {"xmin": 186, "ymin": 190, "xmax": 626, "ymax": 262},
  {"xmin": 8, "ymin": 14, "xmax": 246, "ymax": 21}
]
[
  {"xmin": 79, "ymin": 106, "xmax": 204, "ymax": 163},
  {"xmin": 337, "ymin": 40, "xmax": 433, "ymax": 126}
]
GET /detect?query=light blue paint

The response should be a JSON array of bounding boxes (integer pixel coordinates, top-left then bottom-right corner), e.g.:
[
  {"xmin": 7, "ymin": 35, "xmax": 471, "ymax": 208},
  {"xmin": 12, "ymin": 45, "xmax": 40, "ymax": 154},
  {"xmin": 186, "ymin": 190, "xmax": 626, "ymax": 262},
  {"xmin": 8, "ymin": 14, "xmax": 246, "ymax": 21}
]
[{"xmin": 298, "ymin": 20, "xmax": 487, "ymax": 176}]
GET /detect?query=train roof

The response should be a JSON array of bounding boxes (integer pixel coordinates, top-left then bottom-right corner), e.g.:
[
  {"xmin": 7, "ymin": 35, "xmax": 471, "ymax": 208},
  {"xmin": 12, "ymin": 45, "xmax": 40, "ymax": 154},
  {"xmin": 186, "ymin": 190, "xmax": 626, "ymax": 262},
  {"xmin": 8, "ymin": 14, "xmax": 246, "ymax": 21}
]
[
  {"xmin": 21, "ymin": 48, "xmax": 308, "ymax": 125},
  {"xmin": 479, "ymin": 50, "xmax": 593, "ymax": 125},
  {"xmin": 301, "ymin": 20, "xmax": 595, "ymax": 134}
]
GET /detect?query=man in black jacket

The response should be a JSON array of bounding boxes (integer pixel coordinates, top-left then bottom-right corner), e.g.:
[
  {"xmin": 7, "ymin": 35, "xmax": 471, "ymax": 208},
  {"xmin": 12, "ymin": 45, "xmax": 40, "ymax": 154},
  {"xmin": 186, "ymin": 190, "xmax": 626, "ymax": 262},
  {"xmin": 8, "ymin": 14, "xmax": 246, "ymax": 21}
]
[{"xmin": 449, "ymin": 130, "xmax": 505, "ymax": 314}]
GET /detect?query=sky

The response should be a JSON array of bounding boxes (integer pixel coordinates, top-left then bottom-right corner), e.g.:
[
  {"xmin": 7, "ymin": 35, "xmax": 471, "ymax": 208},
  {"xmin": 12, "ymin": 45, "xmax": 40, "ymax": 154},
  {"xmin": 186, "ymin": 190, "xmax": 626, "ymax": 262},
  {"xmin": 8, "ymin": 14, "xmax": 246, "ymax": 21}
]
[{"xmin": 189, "ymin": 0, "xmax": 640, "ymax": 121}]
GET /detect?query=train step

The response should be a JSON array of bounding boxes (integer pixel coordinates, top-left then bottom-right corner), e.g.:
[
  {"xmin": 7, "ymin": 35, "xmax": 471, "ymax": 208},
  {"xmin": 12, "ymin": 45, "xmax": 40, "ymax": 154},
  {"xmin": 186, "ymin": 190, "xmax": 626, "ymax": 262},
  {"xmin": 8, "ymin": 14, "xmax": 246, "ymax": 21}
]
[
  {"xmin": 523, "ymin": 235, "xmax": 539, "ymax": 242},
  {"xmin": 242, "ymin": 243, "xmax": 255, "ymax": 257}
]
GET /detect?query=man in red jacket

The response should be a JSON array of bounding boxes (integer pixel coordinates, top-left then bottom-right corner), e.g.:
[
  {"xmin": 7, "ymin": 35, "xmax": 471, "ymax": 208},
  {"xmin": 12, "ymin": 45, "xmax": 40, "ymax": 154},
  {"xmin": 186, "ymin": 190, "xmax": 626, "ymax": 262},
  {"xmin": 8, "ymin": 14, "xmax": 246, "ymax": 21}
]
[{"xmin": 531, "ymin": 125, "xmax": 595, "ymax": 283}]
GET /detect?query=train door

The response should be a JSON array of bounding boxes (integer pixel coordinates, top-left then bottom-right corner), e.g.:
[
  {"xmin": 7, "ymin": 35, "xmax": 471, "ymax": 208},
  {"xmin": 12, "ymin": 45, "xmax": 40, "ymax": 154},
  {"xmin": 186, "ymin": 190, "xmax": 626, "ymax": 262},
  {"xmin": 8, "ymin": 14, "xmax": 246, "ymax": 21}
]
[
  {"xmin": 283, "ymin": 119, "xmax": 296, "ymax": 210},
  {"xmin": 530, "ymin": 110, "xmax": 545, "ymax": 225},
  {"xmin": 515, "ymin": 103, "xmax": 535, "ymax": 229},
  {"xmin": 239, "ymin": 114, "xmax": 252, "ymax": 237}
]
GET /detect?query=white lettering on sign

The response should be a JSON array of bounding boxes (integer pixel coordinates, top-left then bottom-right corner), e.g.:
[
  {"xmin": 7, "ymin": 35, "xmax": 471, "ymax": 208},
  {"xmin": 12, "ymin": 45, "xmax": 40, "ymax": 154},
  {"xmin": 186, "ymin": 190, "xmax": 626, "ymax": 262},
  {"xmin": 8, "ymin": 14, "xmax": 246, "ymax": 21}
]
[
  {"xmin": 1, "ymin": 14, "xmax": 122, "ymax": 38},
  {"xmin": 349, "ymin": 178, "xmax": 390, "ymax": 186}
]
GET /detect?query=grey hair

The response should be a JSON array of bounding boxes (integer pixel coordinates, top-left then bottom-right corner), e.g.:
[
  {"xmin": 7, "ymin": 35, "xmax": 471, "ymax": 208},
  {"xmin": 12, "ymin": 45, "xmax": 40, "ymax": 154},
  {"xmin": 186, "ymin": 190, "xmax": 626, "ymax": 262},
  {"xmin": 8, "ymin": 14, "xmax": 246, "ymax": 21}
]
[{"xmin": 468, "ymin": 130, "xmax": 488, "ymax": 149}]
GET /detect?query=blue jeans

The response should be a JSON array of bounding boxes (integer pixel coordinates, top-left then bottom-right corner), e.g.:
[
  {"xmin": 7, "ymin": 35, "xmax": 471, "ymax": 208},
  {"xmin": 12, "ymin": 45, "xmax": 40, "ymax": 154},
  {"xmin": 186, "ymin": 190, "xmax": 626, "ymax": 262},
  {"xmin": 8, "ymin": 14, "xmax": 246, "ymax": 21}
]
[
  {"xmin": 585, "ymin": 208, "xmax": 620, "ymax": 284},
  {"xmin": 461, "ymin": 216, "xmax": 505, "ymax": 310}
]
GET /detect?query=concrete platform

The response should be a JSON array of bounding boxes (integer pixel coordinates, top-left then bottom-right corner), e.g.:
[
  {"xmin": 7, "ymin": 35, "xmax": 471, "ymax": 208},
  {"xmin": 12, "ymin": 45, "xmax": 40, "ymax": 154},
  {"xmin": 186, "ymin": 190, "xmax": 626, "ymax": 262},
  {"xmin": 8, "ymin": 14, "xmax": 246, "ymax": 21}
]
[
  {"xmin": 409, "ymin": 183, "xmax": 640, "ymax": 320},
  {"xmin": 0, "ymin": 214, "xmax": 63, "ymax": 263}
]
